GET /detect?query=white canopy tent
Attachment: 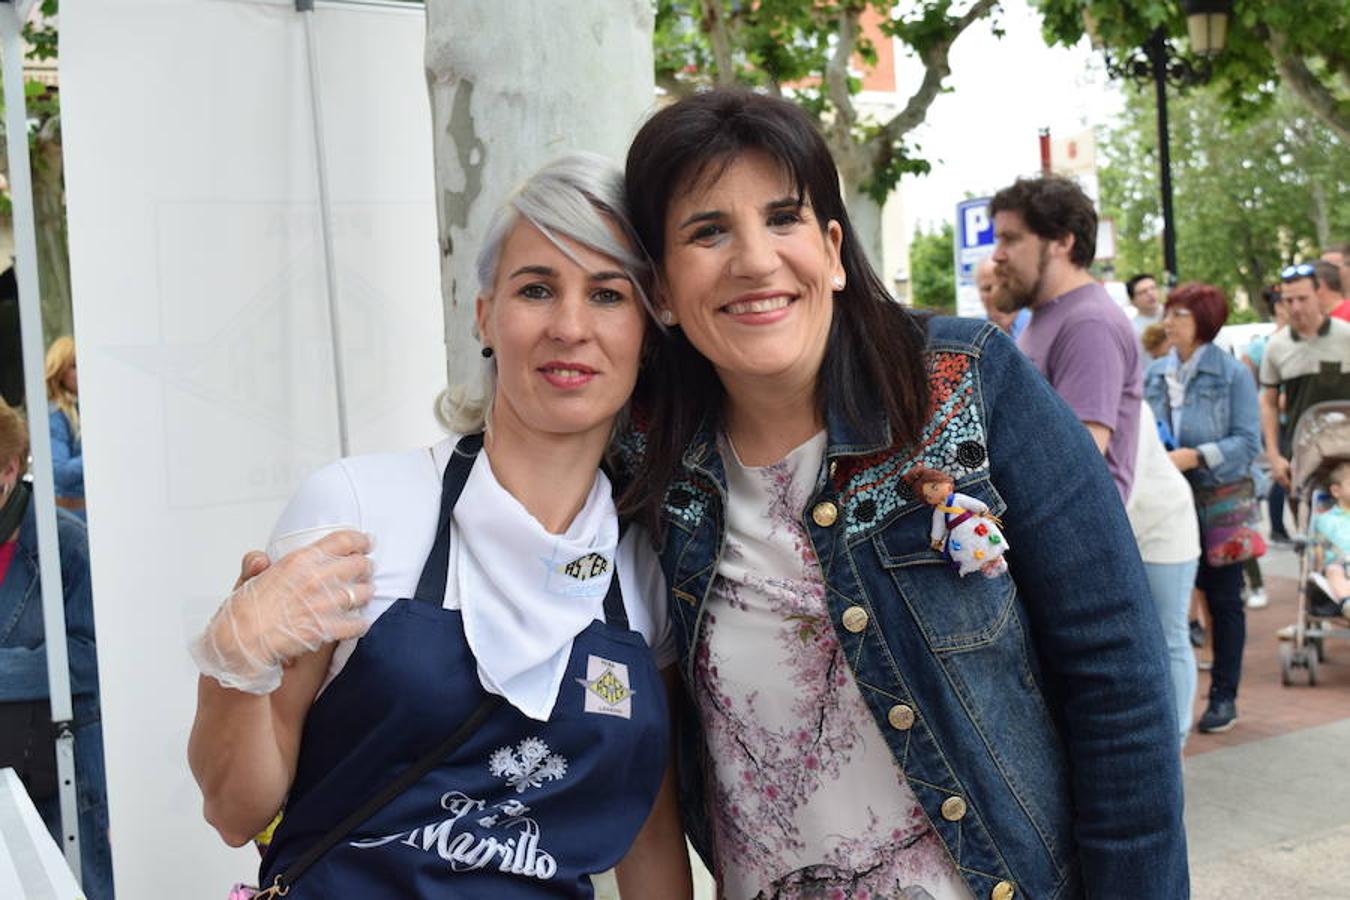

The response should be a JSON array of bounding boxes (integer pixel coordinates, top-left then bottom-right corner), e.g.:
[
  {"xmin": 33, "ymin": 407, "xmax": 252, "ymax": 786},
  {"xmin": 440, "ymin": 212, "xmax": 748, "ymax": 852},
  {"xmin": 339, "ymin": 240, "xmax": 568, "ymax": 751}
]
[{"xmin": 59, "ymin": 0, "xmax": 445, "ymax": 892}]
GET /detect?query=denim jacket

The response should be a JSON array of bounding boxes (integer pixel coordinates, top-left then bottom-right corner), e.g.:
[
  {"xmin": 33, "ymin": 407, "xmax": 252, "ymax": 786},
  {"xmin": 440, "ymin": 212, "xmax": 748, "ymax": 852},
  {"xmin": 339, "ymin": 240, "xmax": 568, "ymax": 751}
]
[
  {"xmin": 49, "ymin": 404, "xmax": 85, "ymax": 502},
  {"xmin": 655, "ymin": 317, "xmax": 1188, "ymax": 899},
  {"xmin": 0, "ymin": 497, "xmax": 112, "ymax": 896},
  {"xmin": 1, "ymin": 499, "xmax": 100, "ymax": 700},
  {"xmin": 1144, "ymin": 343, "xmax": 1262, "ymax": 489}
]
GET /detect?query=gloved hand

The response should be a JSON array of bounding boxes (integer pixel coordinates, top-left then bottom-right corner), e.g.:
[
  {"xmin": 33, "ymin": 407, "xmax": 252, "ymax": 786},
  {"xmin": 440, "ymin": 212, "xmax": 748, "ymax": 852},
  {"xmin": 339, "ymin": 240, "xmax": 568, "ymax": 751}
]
[{"xmin": 190, "ymin": 530, "xmax": 374, "ymax": 694}]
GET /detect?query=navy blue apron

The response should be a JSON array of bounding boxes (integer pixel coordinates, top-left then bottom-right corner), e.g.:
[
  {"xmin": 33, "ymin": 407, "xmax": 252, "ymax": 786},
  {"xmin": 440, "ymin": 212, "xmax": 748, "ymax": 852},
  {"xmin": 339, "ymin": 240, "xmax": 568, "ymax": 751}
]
[{"xmin": 260, "ymin": 435, "xmax": 670, "ymax": 897}]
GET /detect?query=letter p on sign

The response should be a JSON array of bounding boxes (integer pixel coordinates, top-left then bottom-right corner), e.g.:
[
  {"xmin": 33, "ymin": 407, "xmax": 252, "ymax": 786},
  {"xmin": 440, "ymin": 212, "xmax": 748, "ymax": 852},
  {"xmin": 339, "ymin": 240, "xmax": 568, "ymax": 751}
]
[{"xmin": 963, "ymin": 207, "xmax": 989, "ymax": 248}]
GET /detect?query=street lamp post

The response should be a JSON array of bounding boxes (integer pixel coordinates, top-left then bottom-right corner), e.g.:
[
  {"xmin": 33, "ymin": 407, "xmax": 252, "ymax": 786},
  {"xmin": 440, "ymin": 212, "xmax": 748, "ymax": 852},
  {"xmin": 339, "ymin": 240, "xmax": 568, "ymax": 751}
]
[{"xmin": 1099, "ymin": 2, "xmax": 1232, "ymax": 285}]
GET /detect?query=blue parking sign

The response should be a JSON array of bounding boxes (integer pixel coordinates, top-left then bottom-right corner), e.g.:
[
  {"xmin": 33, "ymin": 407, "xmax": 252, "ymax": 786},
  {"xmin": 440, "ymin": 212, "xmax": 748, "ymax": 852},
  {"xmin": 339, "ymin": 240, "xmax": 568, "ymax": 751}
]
[
  {"xmin": 955, "ymin": 197, "xmax": 994, "ymax": 281},
  {"xmin": 953, "ymin": 197, "xmax": 994, "ymax": 317}
]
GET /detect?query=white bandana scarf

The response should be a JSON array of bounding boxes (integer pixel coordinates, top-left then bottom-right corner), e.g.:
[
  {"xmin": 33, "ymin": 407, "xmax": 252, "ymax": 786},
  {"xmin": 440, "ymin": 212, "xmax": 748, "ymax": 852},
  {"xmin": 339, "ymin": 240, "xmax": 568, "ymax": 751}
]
[{"xmin": 453, "ymin": 451, "xmax": 619, "ymax": 721}]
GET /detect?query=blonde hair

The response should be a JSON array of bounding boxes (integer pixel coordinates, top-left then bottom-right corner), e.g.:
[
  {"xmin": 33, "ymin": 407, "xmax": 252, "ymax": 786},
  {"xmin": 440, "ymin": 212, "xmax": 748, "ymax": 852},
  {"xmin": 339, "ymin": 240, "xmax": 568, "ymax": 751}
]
[
  {"xmin": 436, "ymin": 153, "xmax": 654, "ymax": 435},
  {"xmin": 0, "ymin": 401, "xmax": 29, "ymax": 468},
  {"xmin": 1140, "ymin": 322, "xmax": 1170, "ymax": 358},
  {"xmin": 44, "ymin": 335, "xmax": 79, "ymax": 439}
]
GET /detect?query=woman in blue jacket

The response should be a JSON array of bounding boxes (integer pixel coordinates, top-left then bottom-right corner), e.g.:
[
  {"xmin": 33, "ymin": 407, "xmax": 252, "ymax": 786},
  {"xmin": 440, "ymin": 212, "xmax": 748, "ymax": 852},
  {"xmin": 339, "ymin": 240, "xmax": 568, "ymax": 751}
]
[
  {"xmin": 1146, "ymin": 283, "xmax": 1262, "ymax": 735},
  {"xmin": 0, "ymin": 401, "xmax": 112, "ymax": 896},
  {"xmin": 44, "ymin": 336, "xmax": 85, "ymax": 519},
  {"xmin": 619, "ymin": 89, "xmax": 1188, "ymax": 899}
]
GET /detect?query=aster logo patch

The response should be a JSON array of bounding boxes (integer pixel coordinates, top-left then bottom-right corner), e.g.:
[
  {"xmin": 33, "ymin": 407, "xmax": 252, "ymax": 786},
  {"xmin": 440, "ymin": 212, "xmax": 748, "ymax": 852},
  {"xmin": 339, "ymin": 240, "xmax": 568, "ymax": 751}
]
[
  {"xmin": 578, "ymin": 655, "xmax": 634, "ymax": 719},
  {"xmin": 558, "ymin": 552, "xmax": 610, "ymax": 581}
]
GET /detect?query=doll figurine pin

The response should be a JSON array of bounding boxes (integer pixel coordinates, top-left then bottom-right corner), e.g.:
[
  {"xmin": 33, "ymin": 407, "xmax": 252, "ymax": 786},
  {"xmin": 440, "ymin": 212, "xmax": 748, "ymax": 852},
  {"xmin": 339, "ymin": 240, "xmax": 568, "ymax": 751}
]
[{"xmin": 910, "ymin": 466, "xmax": 1010, "ymax": 578}]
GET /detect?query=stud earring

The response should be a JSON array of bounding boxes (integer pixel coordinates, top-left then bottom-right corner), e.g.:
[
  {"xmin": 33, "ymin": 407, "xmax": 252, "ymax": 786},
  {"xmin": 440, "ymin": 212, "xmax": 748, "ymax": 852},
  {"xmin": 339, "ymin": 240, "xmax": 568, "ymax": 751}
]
[
  {"xmin": 658, "ymin": 309, "xmax": 677, "ymax": 326},
  {"xmin": 831, "ymin": 276, "xmax": 845, "ymax": 291},
  {"xmin": 480, "ymin": 346, "xmax": 494, "ymax": 359}
]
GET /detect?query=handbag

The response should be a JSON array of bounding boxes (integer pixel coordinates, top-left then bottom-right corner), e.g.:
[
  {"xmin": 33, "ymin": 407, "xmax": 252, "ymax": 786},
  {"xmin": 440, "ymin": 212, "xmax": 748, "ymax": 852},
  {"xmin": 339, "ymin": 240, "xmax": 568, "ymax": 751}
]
[
  {"xmin": 232, "ymin": 693, "xmax": 502, "ymax": 899},
  {"xmin": 1193, "ymin": 477, "xmax": 1267, "ymax": 567},
  {"xmin": 0, "ymin": 698, "xmax": 58, "ymax": 800}
]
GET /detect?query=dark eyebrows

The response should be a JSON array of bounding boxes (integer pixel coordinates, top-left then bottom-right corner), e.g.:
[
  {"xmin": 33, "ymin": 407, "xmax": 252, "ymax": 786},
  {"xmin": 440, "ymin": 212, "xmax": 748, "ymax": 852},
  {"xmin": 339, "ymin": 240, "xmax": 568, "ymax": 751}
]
[
  {"xmin": 676, "ymin": 195, "xmax": 807, "ymax": 231},
  {"xmin": 508, "ymin": 264, "xmax": 556, "ymax": 280},
  {"xmin": 766, "ymin": 196, "xmax": 804, "ymax": 214},
  {"xmin": 507, "ymin": 264, "xmax": 630, "ymax": 283}
]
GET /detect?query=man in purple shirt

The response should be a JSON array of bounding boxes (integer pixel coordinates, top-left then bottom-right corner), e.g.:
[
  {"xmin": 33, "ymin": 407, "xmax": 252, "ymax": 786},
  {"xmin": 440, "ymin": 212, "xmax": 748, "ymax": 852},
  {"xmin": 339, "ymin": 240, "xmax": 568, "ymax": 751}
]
[{"xmin": 990, "ymin": 177, "xmax": 1142, "ymax": 502}]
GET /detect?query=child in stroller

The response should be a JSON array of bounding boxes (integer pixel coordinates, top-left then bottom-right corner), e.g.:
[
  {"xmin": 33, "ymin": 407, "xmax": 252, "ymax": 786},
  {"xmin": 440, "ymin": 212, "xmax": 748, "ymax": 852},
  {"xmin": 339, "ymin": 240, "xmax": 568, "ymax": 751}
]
[
  {"xmin": 1311, "ymin": 461, "xmax": 1350, "ymax": 617},
  {"xmin": 1281, "ymin": 402, "xmax": 1350, "ymax": 686}
]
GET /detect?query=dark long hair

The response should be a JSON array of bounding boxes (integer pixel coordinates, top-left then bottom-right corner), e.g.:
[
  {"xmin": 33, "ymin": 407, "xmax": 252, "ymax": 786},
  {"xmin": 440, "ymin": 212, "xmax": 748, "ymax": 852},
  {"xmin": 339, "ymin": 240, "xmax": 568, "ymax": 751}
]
[{"xmin": 620, "ymin": 89, "xmax": 930, "ymax": 532}]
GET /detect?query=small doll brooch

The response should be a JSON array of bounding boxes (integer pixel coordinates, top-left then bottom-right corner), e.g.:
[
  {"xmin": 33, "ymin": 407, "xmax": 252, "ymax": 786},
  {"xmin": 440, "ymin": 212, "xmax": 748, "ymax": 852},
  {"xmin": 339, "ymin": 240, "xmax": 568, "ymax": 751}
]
[{"xmin": 910, "ymin": 466, "xmax": 1009, "ymax": 578}]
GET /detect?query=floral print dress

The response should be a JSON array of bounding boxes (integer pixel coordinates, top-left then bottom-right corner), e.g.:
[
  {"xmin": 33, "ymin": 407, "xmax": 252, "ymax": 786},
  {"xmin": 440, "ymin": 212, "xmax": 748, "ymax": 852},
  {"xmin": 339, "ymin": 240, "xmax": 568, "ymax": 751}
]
[{"xmin": 696, "ymin": 432, "xmax": 971, "ymax": 900}]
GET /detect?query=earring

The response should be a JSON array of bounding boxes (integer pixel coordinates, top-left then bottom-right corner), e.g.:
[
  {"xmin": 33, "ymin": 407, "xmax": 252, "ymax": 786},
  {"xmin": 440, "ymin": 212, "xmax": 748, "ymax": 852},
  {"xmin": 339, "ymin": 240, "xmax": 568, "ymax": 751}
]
[
  {"xmin": 480, "ymin": 346, "xmax": 494, "ymax": 359},
  {"xmin": 831, "ymin": 276, "xmax": 845, "ymax": 291},
  {"xmin": 658, "ymin": 309, "xmax": 677, "ymax": 326}
]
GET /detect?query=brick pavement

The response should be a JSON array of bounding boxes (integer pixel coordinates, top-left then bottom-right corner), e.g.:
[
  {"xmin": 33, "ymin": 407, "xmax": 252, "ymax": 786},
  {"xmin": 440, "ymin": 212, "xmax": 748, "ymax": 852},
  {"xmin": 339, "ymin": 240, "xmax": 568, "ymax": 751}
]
[{"xmin": 1186, "ymin": 549, "xmax": 1350, "ymax": 758}]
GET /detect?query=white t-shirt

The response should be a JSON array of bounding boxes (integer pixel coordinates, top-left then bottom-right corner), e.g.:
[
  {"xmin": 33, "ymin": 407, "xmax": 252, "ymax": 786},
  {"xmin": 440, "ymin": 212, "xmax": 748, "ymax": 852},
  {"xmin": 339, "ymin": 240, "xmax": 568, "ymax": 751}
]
[
  {"xmin": 1127, "ymin": 402, "xmax": 1201, "ymax": 565},
  {"xmin": 694, "ymin": 431, "xmax": 971, "ymax": 900},
  {"xmin": 268, "ymin": 437, "xmax": 676, "ymax": 692}
]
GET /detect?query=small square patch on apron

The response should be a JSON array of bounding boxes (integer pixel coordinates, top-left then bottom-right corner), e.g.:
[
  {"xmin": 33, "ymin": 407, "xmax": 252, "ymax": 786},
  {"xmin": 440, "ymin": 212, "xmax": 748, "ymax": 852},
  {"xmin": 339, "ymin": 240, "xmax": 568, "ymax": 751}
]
[{"xmin": 579, "ymin": 655, "xmax": 634, "ymax": 719}]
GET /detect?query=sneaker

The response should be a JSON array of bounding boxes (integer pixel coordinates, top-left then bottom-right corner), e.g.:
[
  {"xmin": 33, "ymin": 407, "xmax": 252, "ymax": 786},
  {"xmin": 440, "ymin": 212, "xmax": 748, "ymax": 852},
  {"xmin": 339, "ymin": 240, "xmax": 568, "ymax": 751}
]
[
  {"xmin": 1246, "ymin": 589, "xmax": 1269, "ymax": 609},
  {"xmin": 1197, "ymin": 699, "xmax": 1237, "ymax": 734},
  {"xmin": 1188, "ymin": 619, "xmax": 1206, "ymax": 648}
]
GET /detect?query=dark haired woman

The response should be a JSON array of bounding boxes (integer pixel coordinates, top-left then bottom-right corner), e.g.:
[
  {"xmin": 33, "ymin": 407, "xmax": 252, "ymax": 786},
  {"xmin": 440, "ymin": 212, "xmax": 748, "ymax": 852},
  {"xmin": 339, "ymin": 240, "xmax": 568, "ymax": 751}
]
[
  {"xmin": 621, "ymin": 89, "xmax": 1187, "ymax": 899},
  {"xmin": 1146, "ymin": 283, "xmax": 1261, "ymax": 735}
]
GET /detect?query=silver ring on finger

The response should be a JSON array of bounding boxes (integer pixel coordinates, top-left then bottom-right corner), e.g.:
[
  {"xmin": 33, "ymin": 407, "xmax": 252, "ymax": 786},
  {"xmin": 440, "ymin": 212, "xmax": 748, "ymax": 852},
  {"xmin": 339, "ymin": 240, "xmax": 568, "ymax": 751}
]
[{"xmin": 342, "ymin": 584, "xmax": 359, "ymax": 612}]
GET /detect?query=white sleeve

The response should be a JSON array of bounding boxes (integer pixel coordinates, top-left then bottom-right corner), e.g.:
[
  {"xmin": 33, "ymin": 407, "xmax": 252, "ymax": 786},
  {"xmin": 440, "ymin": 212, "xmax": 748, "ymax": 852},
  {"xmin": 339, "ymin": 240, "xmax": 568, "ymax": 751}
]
[
  {"xmin": 266, "ymin": 460, "xmax": 363, "ymax": 561},
  {"xmin": 620, "ymin": 525, "xmax": 678, "ymax": 670},
  {"xmin": 952, "ymin": 491, "xmax": 989, "ymax": 515}
]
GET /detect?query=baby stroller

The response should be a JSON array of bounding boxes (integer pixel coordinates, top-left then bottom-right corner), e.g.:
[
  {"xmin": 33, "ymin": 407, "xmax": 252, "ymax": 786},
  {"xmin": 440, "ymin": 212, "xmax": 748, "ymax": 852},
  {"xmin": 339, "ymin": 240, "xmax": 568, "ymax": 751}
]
[{"xmin": 1280, "ymin": 401, "xmax": 1350, "ymax": 686}]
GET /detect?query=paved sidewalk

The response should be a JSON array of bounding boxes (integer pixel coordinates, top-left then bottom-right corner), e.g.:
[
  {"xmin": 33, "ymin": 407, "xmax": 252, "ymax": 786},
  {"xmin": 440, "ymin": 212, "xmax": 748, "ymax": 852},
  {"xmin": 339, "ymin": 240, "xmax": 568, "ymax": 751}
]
[
  {"xmin": 1187, "ymin": 720, "xmax": 1350, "ymax": 898},
  {"xmin": 1185, "ymin": 542, "xmax": 1350, "ymax": 897}
]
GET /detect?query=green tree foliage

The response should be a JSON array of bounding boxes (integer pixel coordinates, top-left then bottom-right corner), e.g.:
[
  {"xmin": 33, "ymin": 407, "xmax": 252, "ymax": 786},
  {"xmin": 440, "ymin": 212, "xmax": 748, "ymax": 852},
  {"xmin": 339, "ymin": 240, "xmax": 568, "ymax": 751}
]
[
  {"xmin": 1034, "ymin": 1, "xmax": 1350, "ymax": 144},
  {"xmin": 655, "ymin": 1, "xmax": 1001, "ymax": 265},
  {"xmin": 0, "ymin": 0, "xmax": 69, "ymax": 344},
  {"xmin": 908, "ymin": 222, "xmax": 956, "ymax": 312},
  {"xmin": 1098, "ymin": 83, "xmax": 1349, "ymax": 314}
]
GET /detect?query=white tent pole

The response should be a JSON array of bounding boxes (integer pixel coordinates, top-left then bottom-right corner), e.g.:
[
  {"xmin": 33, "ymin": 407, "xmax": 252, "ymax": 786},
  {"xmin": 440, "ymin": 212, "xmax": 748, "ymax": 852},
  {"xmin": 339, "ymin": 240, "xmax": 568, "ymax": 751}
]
[
  {"xmin": 0, "ymin": 1, "xmax": 81, "ymax": 878},
  {"xmin": 297, "ymin": 0, "xmax": 350, "ymax": 455}
]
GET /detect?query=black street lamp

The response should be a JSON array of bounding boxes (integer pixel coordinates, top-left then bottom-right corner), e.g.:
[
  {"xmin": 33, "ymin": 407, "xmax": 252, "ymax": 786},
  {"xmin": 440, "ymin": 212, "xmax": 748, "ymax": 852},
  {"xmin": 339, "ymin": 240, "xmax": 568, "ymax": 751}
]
[{"xmin": 1097, "ymin": 1, "xmax": 1233, "ymax": 285}]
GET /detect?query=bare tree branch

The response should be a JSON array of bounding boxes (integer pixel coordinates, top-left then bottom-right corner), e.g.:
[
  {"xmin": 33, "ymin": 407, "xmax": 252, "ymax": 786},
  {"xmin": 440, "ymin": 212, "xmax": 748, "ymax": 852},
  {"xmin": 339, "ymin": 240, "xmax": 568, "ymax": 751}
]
[
  {"xmin": 699, "ymin": 0, "xmax": 739, "ymax": 87},
  {"xmin": 1267, "ymin": 27, "xmax": 1350, "ymax": 145},
  {"xmin": 879, "ymin": 0, "xmax": 998, "ymax": 148},
  {"xmin": 823, "ymin": 5, "xmax": 862, "ymax": 149}
]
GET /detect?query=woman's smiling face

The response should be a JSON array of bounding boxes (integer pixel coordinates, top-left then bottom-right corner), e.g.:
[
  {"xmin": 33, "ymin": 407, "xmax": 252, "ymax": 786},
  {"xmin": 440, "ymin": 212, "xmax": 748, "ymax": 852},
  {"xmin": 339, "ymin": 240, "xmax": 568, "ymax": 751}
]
[
  {"xmin": 659, "ymin": 151, "xmax": 843, "ymax": 394},
  {"xmin": 476, "ymin": 217, "xmax": 646, "ymax": 445}
]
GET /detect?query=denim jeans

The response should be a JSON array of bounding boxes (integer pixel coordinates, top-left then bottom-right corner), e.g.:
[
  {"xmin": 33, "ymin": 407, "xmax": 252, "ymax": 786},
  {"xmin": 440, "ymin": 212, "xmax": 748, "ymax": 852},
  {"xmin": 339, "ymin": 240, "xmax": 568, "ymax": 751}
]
[
  {"xmin": 1144, "ymin": 559, "xmax": 1199, "ymax": 747},
  {"xmin": 1197, "ymin": 558, "xmax": 1246, "ymax": 702}
]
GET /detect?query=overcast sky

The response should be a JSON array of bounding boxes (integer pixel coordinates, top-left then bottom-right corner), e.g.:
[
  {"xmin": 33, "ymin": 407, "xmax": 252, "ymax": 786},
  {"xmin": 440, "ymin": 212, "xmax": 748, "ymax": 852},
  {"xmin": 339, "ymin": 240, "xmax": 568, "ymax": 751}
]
[{"xmin": 894, "ymin": 0, "xmax": 1126, "ymax": 234}]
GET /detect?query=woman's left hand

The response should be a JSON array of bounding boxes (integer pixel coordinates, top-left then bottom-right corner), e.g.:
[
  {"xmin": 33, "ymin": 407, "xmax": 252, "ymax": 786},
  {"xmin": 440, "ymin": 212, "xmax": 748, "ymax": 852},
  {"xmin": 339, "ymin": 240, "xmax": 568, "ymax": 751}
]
[{"xmin": 1167, "ymin": 448, "xmax": 1201, "ymax": 472}]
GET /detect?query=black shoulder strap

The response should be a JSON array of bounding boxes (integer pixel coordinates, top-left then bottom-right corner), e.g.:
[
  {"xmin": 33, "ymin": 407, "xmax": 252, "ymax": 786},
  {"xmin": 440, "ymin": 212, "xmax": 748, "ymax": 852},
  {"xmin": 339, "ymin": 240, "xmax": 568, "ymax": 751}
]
[
  {"xmin": 413, "ymin": 433, "xmax": 483, "ymax": 604},
  {"xmin": 601, "ymin": 521, "xmax": 630, "ymax": 629},
  {"xmin": 260, "ymin": 692, "xmax": 502, "ymax": 898}
]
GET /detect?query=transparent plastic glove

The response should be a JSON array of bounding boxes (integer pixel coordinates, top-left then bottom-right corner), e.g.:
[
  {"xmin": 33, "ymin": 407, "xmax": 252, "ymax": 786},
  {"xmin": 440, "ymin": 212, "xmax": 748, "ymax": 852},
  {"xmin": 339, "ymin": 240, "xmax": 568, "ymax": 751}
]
[{"xmin": 189, "ymin": 529, "xmax": 374, "ymax": 694}]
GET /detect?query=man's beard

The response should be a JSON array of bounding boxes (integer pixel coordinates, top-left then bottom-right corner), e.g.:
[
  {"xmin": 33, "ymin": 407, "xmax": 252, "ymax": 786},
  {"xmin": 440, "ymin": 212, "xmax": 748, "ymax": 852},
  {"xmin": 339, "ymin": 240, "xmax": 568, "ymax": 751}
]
[{"xmin": 1002, "ymin": 241, "xmax": 1048, "ymax": 311}]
